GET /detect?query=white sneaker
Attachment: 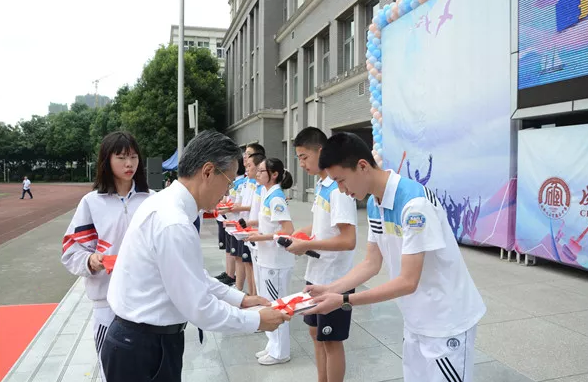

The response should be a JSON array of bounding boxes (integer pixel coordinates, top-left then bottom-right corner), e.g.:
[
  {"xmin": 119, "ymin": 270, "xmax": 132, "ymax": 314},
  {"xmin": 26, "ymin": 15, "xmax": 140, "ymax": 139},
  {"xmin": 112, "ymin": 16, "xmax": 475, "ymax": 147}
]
[
  {"xmin": 257, "ymin": 354, "xmax": 291, "ymax": 366},
  {"xmin": 255, "ymin": 349, "xmax": 269, "ymax": 358}
]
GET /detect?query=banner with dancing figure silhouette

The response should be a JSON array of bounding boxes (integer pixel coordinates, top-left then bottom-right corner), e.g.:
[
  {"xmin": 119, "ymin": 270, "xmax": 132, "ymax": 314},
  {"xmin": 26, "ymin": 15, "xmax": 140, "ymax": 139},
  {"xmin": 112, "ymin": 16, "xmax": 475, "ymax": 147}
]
[
  {"xmin": 516, "ymin": 125, "xmax": 588, "ymax": 270},
  {"xmin": 376, "ymin": 0, "xmax": 515, "ymax": 249}
]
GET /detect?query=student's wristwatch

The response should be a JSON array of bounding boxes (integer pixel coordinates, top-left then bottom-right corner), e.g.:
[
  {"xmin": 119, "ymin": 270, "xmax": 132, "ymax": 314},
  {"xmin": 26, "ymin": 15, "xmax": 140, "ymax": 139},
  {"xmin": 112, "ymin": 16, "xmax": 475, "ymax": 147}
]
[{"xmin": 341, "ymin": 293, "xmax": 353, "ymax": 312}]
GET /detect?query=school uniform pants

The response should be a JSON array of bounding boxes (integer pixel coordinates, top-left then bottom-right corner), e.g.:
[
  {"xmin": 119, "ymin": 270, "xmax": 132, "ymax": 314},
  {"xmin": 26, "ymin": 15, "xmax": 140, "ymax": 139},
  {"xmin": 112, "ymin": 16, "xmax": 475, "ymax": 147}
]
[
  {"xmin": 403, "ymin": 325, "xmax": 477, "ymax": 382},
  {"xmin": 93, "ymin": 304, "xmax": 115, "ymax": 381},
  {"xmin": 257, "ymin": 265, "xmax": 293, "ymax": 360}
]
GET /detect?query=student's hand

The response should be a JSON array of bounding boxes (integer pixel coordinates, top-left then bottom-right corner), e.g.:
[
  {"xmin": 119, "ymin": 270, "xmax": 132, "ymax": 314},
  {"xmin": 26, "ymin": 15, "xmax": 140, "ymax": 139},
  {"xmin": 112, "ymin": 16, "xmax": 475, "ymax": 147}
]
[
  {"xmin": 285, "ymin": 237, "xmax": 310, "ymax": 256},
  {"xmin": 302, "ymin": 293, "xmax": 342, "ymax": 316},
  {"xmin": 244, "ymin": 233, "xmax": 262, "ymax": 242},
  {"xmin": 303, "ymin": 283, "xmax": 330, "ymax": 297},
  {"xmin": 241, "ymin": 295, "xmax": 271, "ymax": 308},
  {"xmin": 258, "ymin": 308, "xmax": 291, "ymax": 332},
  {"xmin": 88, "ymin": 253, "xmax": 105, "ymax": 273}
]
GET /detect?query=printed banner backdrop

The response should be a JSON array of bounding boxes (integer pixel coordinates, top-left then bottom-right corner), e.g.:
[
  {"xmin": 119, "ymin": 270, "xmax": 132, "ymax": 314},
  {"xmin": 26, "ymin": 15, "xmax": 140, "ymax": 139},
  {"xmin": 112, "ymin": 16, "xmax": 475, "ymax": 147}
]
[
  {"xmin": 380, "ymin": 0, "xmax": 516, "ymax": 248},
  {"xmin": 516, "ymin": 125, "xmax": 588, "ymax": 269}
]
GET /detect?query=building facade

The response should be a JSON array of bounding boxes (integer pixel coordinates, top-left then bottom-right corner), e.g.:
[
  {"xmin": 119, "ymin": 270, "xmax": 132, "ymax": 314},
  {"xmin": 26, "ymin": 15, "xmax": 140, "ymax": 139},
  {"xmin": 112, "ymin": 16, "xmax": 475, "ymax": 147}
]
[
  {"xmin": 224, "ymin": 0, "xmax": 392, "ymax": 201},
  {"xmin": 170, "ymin": 25, "xmax": 227, "ymax": 74}
]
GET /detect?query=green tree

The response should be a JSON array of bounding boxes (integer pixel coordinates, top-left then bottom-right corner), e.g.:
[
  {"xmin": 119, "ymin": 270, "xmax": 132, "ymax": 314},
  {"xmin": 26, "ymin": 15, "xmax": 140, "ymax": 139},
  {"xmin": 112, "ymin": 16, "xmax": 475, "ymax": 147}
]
[{"xmin": 120, "ymin": 45, "xmax": 226, "ymax": 157}]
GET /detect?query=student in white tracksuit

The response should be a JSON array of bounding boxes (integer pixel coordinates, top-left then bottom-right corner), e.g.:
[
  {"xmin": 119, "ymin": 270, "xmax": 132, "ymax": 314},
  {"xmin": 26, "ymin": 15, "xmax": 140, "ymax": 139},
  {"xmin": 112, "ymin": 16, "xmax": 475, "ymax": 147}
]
[
  {"xmin": 244, "ymin": 157, "xmax": 295, "ymax": 366},
  {"xmin": 61, "ymin": 132, "xmax": 154, "ymax": 380}
]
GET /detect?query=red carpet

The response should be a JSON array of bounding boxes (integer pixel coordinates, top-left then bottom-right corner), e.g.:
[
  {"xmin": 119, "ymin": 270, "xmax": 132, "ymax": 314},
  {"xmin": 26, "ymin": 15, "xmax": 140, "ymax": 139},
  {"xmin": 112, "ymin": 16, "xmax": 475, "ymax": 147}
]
[{"xmin": 0, "ymin": 304, "xmax": 58, "ymax": 380}]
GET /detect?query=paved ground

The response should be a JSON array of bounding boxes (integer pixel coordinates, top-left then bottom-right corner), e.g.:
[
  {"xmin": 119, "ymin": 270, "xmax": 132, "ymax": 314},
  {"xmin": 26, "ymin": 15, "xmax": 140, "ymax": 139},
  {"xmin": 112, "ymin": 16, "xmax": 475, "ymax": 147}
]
[
  {"xmin": 0, "ymin": 183, "xmax": 91, "ymax": 305},
  {"xmin": 0, "ymin": 183, "xmax": 91, "ymax": 245},
  {"xmin": 2, "ymin": 199, "xmax": 588, "ymax": 382}
]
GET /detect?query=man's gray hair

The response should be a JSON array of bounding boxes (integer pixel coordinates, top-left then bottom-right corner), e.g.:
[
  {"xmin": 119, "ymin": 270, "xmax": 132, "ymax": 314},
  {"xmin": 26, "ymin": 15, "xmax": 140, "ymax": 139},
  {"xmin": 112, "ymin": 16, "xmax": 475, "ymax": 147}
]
[{"xmin": 178, "ymin": 130, "xmax": 241, "ymax": 178}]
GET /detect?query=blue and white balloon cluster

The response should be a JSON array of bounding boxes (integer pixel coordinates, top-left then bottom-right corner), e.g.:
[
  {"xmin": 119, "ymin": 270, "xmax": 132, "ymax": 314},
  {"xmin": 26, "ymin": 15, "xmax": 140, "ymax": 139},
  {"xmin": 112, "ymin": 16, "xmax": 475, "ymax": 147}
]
[{"xmin": 366, "ymin": 0, "xmax": 428, "ymax": 167}]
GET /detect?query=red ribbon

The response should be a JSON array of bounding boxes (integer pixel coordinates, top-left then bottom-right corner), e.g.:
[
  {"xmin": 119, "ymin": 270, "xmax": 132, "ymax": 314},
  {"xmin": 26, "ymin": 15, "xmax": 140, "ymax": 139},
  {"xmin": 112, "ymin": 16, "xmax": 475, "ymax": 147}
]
[{"xmin": 273, "ymin": 296, "xmax": 313, "ymax": 316}]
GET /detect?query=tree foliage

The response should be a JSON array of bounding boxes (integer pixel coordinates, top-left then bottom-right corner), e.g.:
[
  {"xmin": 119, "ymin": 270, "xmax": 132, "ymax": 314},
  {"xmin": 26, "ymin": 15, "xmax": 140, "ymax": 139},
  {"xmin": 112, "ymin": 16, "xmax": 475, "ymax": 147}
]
[{"xmin": 0, "ymin": 44, "xmax": 226, "ymax": 182}]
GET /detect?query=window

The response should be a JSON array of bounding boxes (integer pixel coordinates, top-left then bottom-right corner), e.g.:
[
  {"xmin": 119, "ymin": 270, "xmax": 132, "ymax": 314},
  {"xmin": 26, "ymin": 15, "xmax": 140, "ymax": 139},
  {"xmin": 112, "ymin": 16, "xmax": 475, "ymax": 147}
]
[
  {"xmin": 322, "ymin": 34, "xmax": 330, "ymax": 83},
  {"xmin": 292, "ymin": 59, "xmax": 298, "ymax": 104},
  {"xmin": 283, "ymin": 69, "xmax": 288, "ymax": 106},
  {"xmin": 217, "ymin": 43, "xmax": 224, "ymax": 58},
  {"xmin": 250, "ymin": 79, "xmax": 254, "ymax": 114},
  {"xmin": 366, "ymin": 1, "xmax": 381, "ymax": 39},
  {"xmin": 306, "ymin": 45, "xmax": 315, "ymax": 97},
  {"xmin": 297, "ymin": 0, "xmax": 305, "ymax": 8},
  {"xmin": 197, "ymin": 40, "xmax": 209, "ymax": 48},
  {"xmin": 250, "ymin": 12, "xmax": 255, "ymax": 51},
  {"xmin": 343, "ymin": 16, "xmax": 355, "ymax": 71},
  {"xmin": 283, "ymin": 0, "xmax": 288, "ymax": 21}
]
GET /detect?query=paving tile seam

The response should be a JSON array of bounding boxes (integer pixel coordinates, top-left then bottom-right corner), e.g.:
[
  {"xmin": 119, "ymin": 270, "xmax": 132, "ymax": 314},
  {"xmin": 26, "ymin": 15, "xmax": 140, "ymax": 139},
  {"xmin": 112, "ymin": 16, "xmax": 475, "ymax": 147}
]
[
  {"xmin": 479, "ymin": 313, "xmax": 588, "ymax": 339},
  {"xmin": 54, "ymin": 305, "xmax": 95, "ymax": 382},
  {"xmin": 211, "ymin": 329, "xmax": 235, "ymax": 381},
  {"xmin": 539, "ymin": 372, "xmax": 588, "ymax": 381},
  {"xmin": 21, "ymin": 279, "xmax": 86, "ymax": 382}
]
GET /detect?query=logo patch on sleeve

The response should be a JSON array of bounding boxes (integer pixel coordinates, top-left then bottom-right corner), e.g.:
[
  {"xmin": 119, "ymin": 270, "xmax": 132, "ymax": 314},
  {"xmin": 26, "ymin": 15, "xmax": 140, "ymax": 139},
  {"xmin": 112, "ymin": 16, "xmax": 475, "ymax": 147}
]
[
  {"xmin": 405, "ymin": 213, "xmax": 426, "ymax": 231},
  {"xmin": 274, "ymin": 204, "xmax": 285, "ymax": 213}
]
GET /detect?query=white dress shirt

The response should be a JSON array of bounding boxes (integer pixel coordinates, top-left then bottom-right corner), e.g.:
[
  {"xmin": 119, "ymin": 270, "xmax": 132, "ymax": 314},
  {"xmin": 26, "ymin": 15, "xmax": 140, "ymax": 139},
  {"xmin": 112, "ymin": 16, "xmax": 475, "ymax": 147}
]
[{"xmin": 107, "ymin": 180, "xmax": 260, "ymax": 333}]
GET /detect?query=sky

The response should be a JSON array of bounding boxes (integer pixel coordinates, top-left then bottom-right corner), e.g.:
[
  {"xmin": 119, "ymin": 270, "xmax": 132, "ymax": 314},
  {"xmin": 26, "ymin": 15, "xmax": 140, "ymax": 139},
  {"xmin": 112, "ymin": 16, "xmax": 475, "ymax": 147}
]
[{"xmin": 0, "ymin": 0, "xmax": 230, "ymax": 126}]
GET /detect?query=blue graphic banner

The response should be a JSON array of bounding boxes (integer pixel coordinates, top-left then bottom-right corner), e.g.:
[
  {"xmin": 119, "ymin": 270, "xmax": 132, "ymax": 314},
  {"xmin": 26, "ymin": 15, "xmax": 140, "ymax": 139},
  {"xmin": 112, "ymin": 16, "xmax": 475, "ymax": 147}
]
[{"xmin": 379, "ymin": 0, "xmax": 515, "ymax": 249}]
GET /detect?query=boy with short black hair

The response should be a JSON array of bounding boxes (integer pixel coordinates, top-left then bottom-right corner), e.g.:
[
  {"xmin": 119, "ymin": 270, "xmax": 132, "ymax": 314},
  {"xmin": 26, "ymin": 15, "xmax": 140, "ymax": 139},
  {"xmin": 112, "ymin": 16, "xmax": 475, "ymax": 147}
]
[
  {"xmin": 304, "ymin": 132, "xmax": 486, "ymax": 382},
  {"xmin": 287, "ymin": 127, "xmax": 358, "ymax": 382}
]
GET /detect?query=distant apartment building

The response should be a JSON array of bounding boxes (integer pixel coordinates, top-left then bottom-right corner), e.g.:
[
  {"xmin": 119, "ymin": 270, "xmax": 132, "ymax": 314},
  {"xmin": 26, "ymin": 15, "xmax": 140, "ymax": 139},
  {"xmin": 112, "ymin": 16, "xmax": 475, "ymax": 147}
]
[
  {"xmin": 170, "ymin": 25, "xmax": 227, "ymax": 74},
  {"xmin": 74, "ymin": 94, "xmax": 111, "ymax": 109},
  {"xmin": 48, "ymin": 102, "xmax": 68, "ymax": 115}
]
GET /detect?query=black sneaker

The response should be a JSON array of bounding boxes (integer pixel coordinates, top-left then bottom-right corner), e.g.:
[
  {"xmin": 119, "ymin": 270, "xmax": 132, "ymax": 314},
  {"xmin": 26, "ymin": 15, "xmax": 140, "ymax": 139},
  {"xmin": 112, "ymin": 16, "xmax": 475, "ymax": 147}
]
[
  {"xmin": 214, "ymin": 272, "xmax": 228, "ymax": 280},
  {"xmin": 222, "ymin": 276, "xmax": 236, "ymax": 286}
]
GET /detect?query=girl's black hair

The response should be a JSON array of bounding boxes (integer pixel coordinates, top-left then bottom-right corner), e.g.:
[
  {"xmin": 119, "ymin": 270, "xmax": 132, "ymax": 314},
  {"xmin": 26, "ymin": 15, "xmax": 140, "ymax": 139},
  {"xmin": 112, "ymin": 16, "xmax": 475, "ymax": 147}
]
[
  {"xmin": 264, "ymin": 157, "xmax": 293, "ymax": 190},
  {"xmin": 93, "ymin": 131, "xmax": 149, "ymax": 194}
]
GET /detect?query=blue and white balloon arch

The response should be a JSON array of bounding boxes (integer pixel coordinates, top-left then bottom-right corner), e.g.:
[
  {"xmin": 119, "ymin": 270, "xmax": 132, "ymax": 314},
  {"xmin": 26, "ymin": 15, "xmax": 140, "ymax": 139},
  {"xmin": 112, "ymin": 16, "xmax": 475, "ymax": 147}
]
[{"xmin": 366, "ymin": 0, "xmax": 428, "ymax": 167}]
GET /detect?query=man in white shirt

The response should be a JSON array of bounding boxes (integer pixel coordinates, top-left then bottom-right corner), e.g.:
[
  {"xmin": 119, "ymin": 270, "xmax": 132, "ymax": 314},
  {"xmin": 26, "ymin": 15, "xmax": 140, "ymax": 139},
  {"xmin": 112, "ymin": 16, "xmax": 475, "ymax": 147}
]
[
  {"xmin": 304, "ymin": 132, "xmax": 486, "ymax": 382},
  {"xmin": 101, "ymin": 130, "xmax": 290, "ymax": 382},
  {"xmin": 287, "ymin": 127, "xmax": 358, "ymax": 382},
  {"xmin": 21, "ymin": 176, "xmax": 33, "ymax": 199}
]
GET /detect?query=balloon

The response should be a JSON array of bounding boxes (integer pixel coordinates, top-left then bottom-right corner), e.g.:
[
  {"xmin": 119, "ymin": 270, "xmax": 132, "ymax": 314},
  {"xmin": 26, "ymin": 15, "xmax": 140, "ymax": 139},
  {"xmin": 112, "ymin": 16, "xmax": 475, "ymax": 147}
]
[
  {"xmin": 377, "ymin": 73, "xmax": 382, "ymax": 82},
  {"xmin": 411, "ymin": 0, "xmax": 419, "ymax": 9},
  {"xmin": 372, "ymin": 101, "xmax": 380, "ymax": 110},
  {"xmin": 369, "ymin": 23, "xmax": 377, "ymax": 32},
  {"xmin": 367, "ymin": 63, "xmax": 374, "ymax": 71},
  {"xmin": 373, "ymin": 38, "xmax": 381, "ymax": 46},
  {"xmin": 374, "ymin": 112, "xmax": 382, "ymax": 120},
  {"xmin": 370, "ymin": 107, "xmax": 377, "ymax": 115},
  {"xmin": 369, "ymin": 55, "xmax": 377, "ymax": 64},
  {"xmin": 370, "ymin": 79, "xmax": 378, "ymax": 87},
  {"xmin": 384, "ymin": 3, "xmax": 391, "ymax": 12},
  {"xmin": 376, "ymin": 83, "xmax": 382, "ymax": 92},
  {"xmin": 369, "ymin": 68, "xmax": 377, "ymax": 77},
  {"xmin": 377, "ymin": 148, "xmax": 383, "ymax": 155},
  {"xmin": 378, "ymin": 117, "xmax": 383, "ymax": 124},
  {"xmin": 374, "ymin": 135, "xmax": 382, "ymax": 144},
  {"xmin": 375, "ymin": 62, "xmax": 382, "ymax": 70},
  {"xmin": 375, "ymin": 30, "xmax": 381, "ymax": 39},
  {"xmin": 374, "ymin": 143, "xmax": 381, "ymax": 151},
  {"xmin": 418, "ymin": 0, "xmax": 427, "ymax": 3},
  {"xmin": 378, "ymin": 106, "xmax": 382, "ymax": 113}
]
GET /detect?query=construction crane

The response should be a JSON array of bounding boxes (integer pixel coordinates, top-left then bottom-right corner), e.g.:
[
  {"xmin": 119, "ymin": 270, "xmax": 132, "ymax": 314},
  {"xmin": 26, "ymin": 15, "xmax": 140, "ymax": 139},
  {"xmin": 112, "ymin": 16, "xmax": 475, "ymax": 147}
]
[{"xmin": 92, "ymin": 73, "xmax": 113, "ymax": 109}]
